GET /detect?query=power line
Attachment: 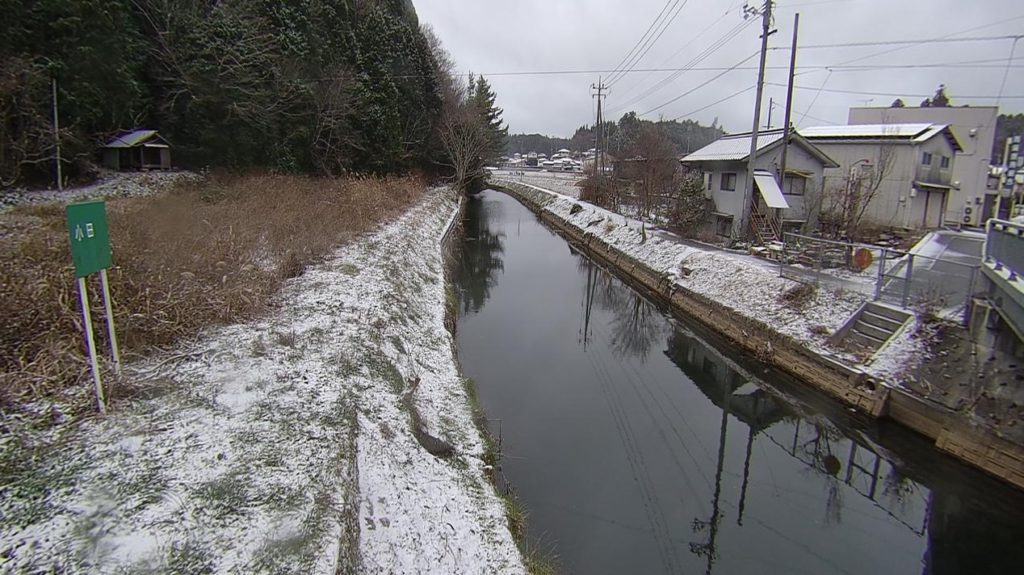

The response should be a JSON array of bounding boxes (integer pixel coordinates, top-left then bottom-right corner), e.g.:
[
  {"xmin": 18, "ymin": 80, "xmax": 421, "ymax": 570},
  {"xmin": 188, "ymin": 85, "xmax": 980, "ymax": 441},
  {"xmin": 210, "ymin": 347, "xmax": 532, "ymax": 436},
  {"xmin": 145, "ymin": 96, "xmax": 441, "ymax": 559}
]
[
  {"xmin": 770, "ymin": 99, "xmax": 836, "ymax": 126},
  {"xmin": 604, "ymin": 0, "xmax": 679, "ymax": 86},
  {"xmin": 607, "ymin": 0, "xmax": 691, "ymax": 87},
  {"xmin": 640, "ymin": 50, "xmax": 761, "ymax": 116},
  {"xmin": 771, "ymin": 33, "xmax": 1022, "ymax": 51},
  {"xmin": 611, "ymin": 5, "xmax": 739, "ymax": 104},
  {"xmin": 818, "ymin": 13, "xmax": 1024, "ymax": 71},
  {"xmin": 608, "ymin": 17, "xmax": 757, "ymax": 114},
  {"xmin": 797, "ymin": 69, "xmax": 831, "ymax": 124},
  {"xmin": 672, "ymin": 84, "xmax": 756, "ymax": 122},
  {"xmin": 765, "ymin": 81, "xmax": 1024, "ymax": 99}
]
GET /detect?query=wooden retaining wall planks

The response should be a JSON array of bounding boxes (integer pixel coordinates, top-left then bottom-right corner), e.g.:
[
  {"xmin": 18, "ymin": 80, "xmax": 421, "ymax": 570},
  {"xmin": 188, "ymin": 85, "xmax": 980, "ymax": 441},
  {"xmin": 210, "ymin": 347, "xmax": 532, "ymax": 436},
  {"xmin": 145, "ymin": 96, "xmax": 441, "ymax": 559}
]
[{"xmin": 491, "ymin": 180, "xmax": 1024, "ymax": 490}]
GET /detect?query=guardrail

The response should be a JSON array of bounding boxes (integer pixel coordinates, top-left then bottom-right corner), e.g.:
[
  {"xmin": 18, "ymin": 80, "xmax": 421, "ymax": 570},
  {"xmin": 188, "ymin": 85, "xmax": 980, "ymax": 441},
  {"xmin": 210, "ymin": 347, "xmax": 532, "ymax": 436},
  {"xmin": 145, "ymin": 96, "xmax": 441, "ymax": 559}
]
[
  {"xmin": 779, "ymin": 232, "xmax": 980, "ymax": 320},
  {"xmin": 985, "ymin": 219, "xmax": 1024, "ymax": 278}
]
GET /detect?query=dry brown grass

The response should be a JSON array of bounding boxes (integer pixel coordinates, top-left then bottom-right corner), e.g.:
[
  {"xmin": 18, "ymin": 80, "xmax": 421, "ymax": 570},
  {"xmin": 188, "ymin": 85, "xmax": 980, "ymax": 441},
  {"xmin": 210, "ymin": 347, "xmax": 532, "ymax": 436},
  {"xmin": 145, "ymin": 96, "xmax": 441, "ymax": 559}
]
[{"xmin": 0, "ymin": 173, "xmax": 425, "ymax": 417}]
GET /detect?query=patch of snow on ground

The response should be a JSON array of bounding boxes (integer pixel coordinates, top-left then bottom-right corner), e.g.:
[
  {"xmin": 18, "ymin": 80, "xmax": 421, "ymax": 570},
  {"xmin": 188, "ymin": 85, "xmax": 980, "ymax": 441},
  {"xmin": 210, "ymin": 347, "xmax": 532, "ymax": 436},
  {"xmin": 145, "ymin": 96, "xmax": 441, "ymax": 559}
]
[
  {"xmin": 492, "ymin": 169, "xmax": 582, "ymax": 198},
  {"xmin": 1, "ymin": 170, "xmax": 200, "ymax": 211},
  {"xmin": 0, "ymin": 190, "xmax": 524, "ymax": 574}
]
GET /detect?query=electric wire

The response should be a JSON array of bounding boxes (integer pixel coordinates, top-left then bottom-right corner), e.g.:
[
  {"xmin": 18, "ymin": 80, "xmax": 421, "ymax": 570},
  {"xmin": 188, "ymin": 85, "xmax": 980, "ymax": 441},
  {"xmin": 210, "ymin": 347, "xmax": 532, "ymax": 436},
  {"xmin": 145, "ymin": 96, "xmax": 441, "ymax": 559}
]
[
  {"xmin": 640, "ymin": 50, "xmax": 760, "ymax": 117},
  {"xmin": 604, "ymin": 0, "xmax": 679, "ymax": 86},
  {"xmin": 606, "ymin": 0, "xmax": 692, "ymax": 88}
]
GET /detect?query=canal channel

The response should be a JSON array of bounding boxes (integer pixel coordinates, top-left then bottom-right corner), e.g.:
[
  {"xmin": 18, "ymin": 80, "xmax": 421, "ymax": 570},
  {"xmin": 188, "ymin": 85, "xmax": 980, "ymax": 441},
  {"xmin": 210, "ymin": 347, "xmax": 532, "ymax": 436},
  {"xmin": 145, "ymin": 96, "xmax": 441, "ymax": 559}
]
[{"xmin": 453, "ymin": 190, "xmax": 1024, "ymax": 575}]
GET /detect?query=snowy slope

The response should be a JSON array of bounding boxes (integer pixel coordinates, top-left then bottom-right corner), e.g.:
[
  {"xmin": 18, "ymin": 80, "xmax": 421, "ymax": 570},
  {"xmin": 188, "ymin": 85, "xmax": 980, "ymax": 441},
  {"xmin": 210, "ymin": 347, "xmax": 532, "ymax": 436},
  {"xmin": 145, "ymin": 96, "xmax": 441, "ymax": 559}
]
[{"xmin": 0, "ymin": 190, "xmax": 525, "ymax": 574}]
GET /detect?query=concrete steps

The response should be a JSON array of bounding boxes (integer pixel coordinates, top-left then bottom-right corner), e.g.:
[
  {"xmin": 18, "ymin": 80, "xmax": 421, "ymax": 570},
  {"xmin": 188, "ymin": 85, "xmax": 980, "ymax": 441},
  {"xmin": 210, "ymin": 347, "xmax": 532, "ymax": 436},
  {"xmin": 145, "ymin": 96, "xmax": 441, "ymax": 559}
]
[{"xmin": 833, "ymin": 302, "xmax": 912, "ymax": 355}]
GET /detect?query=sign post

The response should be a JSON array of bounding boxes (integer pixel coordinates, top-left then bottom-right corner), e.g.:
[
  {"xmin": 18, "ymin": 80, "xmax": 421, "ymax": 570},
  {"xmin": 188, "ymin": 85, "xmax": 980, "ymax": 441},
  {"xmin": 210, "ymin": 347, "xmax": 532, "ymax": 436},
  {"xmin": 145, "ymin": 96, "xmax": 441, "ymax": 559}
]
[{"xmin": 66, "ymin": 200, "xmax": 117, "ymax": 413}]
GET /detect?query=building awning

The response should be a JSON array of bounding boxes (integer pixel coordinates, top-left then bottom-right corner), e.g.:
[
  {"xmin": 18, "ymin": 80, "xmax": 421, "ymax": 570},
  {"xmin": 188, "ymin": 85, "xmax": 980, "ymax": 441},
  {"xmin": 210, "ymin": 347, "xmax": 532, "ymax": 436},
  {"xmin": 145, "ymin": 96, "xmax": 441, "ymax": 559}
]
[
  {"xmin": 914, "ymin": 180, "xmax": 953, "ymax": 191},
  {"xmin": 753, "ymin": 172, "xmax": 790, "ymax": 209}
]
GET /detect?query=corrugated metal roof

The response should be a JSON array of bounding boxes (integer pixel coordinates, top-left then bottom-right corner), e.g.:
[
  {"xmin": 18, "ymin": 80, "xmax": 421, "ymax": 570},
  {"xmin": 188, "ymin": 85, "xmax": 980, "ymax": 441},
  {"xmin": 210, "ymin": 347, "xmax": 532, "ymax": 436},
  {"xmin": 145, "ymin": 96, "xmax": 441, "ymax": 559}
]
[
  {"xmin": 753, "ymin": 171, "xmax": 790, "ymax": 209},
  {"xmin": 799, "ymin": 123, "xmax": 934, "ymax": 139},
  {"xmin": 801, "ymin": 122, "xmax": 962, "ymax": 151},
  {"xmin": 104, "ymin": 129, "xmax": 161, "ymax": 148},
  {"xmin": 681, "ymin": 130, "xmax": 785, "ymax": 162}
]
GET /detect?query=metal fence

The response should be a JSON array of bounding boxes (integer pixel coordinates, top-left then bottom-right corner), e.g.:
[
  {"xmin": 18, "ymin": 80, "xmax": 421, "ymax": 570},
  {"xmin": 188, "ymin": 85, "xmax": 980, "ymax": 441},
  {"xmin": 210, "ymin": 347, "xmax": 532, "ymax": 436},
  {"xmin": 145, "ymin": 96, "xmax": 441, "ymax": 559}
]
[{"xmin": 779, "ymin": 232, "xmax": 980, "ymax": 321}]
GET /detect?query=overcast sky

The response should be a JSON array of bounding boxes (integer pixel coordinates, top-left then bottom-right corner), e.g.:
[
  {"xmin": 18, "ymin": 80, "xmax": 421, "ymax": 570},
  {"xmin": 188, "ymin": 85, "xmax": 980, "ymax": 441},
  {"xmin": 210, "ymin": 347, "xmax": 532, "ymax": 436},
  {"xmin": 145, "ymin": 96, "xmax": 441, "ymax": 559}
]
[{"xmin": 416, "ymin": 0, "xmax": 1023, "ymax": 136}]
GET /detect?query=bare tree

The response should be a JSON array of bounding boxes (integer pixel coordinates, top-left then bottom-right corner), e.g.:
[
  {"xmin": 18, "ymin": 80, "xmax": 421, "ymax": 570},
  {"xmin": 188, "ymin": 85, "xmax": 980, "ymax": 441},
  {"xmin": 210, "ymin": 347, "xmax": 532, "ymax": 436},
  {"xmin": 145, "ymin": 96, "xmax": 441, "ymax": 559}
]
[
  {"xmin": 0, "ymin": 57, "xmax": 73, "ymax": 186},
  {"xmin": 627, "ymin": 124, "xmax": 677, "ymax": 220},
  {"xmin": 439, "ymin": 107, "xmax": 489, "ymax": 193},
  {"xmin": 821, "ymin": 142, "xmax": 897, "ymax": 239},
  {"xmin": 310, "ymin": 65, "xmax": 357, "ymax": 176}
]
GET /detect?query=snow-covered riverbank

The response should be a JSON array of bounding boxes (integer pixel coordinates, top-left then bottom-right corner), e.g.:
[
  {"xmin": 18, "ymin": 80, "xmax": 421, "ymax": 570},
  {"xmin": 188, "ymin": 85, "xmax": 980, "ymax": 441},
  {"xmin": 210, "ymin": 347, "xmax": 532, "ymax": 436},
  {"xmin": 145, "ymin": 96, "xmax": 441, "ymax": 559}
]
[
  {"xmin": 0, "ymin": 189, "xmax": 525, "ymax": 573},
  {"xmin": 492, "ymin": 177, "xmax": 927, "ymax": 384}
]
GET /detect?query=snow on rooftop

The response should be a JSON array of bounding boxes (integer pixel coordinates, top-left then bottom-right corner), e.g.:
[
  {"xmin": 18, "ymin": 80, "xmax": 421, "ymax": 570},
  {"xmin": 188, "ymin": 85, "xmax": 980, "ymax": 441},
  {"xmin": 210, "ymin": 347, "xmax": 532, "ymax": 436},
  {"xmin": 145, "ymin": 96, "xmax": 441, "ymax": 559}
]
[
  {"xmin": 681, "ymin": 130, "xmax": 785, "ymax": 162},
  {"xmin": 799, "ymin": 123, "xmax": 936, "ymax": 139}
]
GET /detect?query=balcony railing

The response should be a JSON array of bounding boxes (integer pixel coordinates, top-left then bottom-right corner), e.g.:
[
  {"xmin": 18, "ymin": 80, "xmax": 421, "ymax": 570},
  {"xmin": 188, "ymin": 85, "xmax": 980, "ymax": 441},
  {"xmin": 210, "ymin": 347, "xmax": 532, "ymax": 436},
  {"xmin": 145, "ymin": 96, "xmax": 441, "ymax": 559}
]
[{"xmin": 985, "ymin": 219, "xmax": 1024, "ymax": 279}]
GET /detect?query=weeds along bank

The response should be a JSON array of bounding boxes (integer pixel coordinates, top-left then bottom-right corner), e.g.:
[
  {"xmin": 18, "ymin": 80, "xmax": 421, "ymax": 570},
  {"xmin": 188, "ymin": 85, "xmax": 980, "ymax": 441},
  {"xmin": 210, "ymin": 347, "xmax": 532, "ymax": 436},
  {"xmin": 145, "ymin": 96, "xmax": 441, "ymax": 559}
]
[
  {"xmin": 0, "ymin": 173, "xmax": 424, "ymax": 418},
  {"xmin": 0, "ymin": 182, "xmax": 528, "ymax": 572}
]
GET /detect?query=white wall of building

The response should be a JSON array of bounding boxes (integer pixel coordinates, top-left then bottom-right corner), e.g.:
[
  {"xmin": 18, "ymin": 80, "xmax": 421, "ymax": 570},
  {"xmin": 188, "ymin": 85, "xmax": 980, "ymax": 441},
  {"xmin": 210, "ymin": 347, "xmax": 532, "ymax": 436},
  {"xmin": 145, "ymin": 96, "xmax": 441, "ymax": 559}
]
[{"xmin": 848, "ymin": 106, "xmax": 997, "ymax": 226}]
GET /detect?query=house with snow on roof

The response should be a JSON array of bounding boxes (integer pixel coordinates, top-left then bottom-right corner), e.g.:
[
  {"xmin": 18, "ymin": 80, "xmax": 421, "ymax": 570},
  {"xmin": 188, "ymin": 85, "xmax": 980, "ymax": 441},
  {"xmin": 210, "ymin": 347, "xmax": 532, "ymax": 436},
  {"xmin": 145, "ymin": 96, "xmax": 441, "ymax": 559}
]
[
  {"xmin": 679, "ymin": 128, "xmax": 838, "ymax": 242},
  {"xmin": 100, "ymin": 129, "xmax": 172, "ymax": 171},
  {"xmin": 800, "ymin": 123, "xmax": 962, "ymax": 232}
]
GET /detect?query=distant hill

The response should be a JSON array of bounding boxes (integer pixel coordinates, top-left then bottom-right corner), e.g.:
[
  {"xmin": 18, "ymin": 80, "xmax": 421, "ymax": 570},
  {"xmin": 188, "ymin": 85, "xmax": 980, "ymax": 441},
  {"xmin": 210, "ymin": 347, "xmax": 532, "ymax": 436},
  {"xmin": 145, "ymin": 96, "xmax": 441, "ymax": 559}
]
[{"xmin": 507, "ymin": 113, "xmax": 724, "ymax": 157}]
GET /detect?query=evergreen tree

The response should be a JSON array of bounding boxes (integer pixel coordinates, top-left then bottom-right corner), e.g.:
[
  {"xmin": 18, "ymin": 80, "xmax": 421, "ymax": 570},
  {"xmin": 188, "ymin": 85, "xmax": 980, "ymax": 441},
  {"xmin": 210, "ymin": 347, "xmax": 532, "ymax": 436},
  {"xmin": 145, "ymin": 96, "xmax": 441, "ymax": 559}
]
[{"xmin": 468, "ymin": 75, "xmax": 506, "ymax": 165}]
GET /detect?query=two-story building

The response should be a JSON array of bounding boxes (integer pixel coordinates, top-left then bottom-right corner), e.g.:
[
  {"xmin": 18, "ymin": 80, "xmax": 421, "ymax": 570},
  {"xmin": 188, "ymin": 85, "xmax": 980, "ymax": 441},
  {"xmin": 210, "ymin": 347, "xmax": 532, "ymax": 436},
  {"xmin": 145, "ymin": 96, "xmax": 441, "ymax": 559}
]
[
  {"xmin": 848, "ymin": 106, "xmax": 998, "ymax": 226},
  {"xmin": 679, "ymin": 128, "xmax": 838, "ymax": 241},
  {"xmin": 801, "ymin": 123, "xmax": 963, "ymax": 231}
]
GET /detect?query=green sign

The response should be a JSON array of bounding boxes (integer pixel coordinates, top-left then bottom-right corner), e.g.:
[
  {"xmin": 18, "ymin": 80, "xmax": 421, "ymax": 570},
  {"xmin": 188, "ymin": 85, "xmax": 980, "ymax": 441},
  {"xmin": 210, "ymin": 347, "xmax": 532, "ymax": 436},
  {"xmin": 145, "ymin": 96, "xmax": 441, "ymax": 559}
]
[{"xmin": 66, "ymin": 200, "xmax": 112, "ymax": 278}]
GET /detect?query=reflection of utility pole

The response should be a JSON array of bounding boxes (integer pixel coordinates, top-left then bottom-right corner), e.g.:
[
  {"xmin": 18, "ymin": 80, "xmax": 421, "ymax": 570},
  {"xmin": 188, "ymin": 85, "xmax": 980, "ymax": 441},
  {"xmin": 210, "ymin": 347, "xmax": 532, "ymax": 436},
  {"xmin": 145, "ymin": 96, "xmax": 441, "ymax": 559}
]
[
  {"xmin": 737, "ymin": 422, "xmax": 756, "ymax": 526},
  {"xmin": 691, "ymin": 384, "xmax": 730, "ymax": 574},
  {"xmin": 580, "ymin": 260, "xmax": 598, "ymax": 349}
]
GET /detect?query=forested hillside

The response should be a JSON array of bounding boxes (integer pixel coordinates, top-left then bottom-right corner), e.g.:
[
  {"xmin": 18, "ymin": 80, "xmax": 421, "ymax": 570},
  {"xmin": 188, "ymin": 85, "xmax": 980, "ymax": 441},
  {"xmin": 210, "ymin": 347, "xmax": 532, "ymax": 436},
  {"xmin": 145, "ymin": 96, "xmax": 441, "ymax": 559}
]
[
  {"xmin": 507, "ymin": 112, "xmax": 724, "ymax": 157},
  {"xmin": 1, "ymin": 0, "xmax": 451, "ymax": 184}
]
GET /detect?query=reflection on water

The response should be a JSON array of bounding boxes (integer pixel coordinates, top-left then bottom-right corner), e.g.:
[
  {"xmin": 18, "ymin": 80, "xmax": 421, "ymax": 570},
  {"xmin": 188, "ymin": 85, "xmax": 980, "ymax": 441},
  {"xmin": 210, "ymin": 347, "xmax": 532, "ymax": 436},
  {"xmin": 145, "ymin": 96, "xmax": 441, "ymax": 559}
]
[
  {"xmin": 457, "ymin": 194, "xmax": 505, "ymax": 314},
  {"xmin": 454, "ymin": 190, "xmax": 1024, "ymax": 575}
]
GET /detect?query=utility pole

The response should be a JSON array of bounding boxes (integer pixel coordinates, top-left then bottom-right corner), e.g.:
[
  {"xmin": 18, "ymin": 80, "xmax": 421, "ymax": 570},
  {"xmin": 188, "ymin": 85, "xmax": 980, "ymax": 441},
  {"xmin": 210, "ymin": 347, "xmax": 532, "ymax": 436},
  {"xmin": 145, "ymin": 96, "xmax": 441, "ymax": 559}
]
[
  {"xmin": 741, "ymin": 0, "xmax": 774, "ymax": 239},
  {"xmin": 52, "ymin": 77, "xmax": 63, "ymax": 191},
  {"xmin": 766, "ymin": 97, "xmax": 774, "ymax": 129},
  {"xmin": 592, "ymin": 78, "xmax": 607, "ymax": 175},
  {"xmin": 779, "ymin": 12, "xmax": 799, "ymax": 192}
]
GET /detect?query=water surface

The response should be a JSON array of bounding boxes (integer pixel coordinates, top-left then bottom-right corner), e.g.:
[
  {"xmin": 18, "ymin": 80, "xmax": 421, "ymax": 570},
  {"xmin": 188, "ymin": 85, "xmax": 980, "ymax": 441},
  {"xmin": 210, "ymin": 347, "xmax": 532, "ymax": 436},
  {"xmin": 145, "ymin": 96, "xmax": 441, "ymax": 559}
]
[{"xmin": 455, "ymin": 190, "xmax": 1024, "ymax": 575}]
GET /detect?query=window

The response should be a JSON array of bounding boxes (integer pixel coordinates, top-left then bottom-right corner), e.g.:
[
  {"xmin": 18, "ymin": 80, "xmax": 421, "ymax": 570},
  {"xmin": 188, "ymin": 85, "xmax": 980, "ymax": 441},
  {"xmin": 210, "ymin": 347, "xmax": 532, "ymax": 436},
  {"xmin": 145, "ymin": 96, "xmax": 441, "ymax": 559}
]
[
  {"xmin": 720, "ymin": 172, "xmax": 737, "ymax": 191},
  {"xmin": 783, "ymin": 175, "xmax": 806, "ymax": 196},
  {"xmin": 922, "ymin": 152, "xmax": 933, "ymax": 165},
  {"xmin": 940, "ymin": 155, "xmax": 951, "ymax": 169},
  {"xmin": 715, "ymin": 214, "xmax": 733, "ymax": 237}
]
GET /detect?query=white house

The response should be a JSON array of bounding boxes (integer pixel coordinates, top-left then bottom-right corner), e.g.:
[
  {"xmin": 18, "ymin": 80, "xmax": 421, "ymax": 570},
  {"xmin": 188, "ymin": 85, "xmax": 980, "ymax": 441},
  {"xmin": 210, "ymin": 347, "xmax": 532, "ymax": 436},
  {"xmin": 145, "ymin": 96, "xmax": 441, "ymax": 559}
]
[
  {"xmin": 847, "ymin": 106, "xmax": 998, "ymax": 226},
  {"xmin": 679, "ymin": 128, "xmax": 838, "ymax": 241},
  {"xmin": 801, "ymin": 123, "xmax": 963, "ymax": 230}
]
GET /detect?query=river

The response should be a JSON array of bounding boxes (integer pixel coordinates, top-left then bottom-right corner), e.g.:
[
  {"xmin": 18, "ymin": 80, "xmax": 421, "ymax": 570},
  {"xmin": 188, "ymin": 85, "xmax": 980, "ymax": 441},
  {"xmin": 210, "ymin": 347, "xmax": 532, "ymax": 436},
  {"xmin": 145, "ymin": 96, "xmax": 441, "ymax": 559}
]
[{"xmin": 454, "ymin": 190, "xmax": 1024, "ymax": 575}]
